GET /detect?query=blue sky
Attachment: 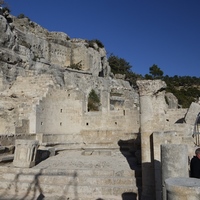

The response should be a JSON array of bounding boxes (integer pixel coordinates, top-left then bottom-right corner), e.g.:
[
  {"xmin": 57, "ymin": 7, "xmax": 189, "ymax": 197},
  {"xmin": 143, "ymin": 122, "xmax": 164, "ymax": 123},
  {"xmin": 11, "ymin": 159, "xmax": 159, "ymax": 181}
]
[{"xmin": 5, "ymin": 0, "xmax": 200, "ymax": 77}]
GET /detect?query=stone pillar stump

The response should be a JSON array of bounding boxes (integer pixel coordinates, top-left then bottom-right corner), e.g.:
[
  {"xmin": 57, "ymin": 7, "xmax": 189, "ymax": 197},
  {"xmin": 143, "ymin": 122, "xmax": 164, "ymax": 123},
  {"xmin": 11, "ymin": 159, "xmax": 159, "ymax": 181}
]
[
  {"xmin": 161, "ymin": 144, "xmax": 188, "ymax": 200},
  {"xmin": 13, "ymin": 139, "xmax": 39, "ymax": 168},
  {"xmin": 165, "ymin": 177, "xmax": 200, "ymax": 200}
]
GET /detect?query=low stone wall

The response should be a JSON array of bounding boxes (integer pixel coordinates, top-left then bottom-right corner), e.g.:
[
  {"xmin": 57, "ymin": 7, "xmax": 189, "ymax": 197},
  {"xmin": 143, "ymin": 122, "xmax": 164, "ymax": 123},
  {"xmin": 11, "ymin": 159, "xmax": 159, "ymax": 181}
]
[
  {"xmin": 37, "ymin": 131, "xmax": 139, "ymax": 149},
  {"xmin": 0, "ymin": 134, "xmax": 36, "ymax": 146}
]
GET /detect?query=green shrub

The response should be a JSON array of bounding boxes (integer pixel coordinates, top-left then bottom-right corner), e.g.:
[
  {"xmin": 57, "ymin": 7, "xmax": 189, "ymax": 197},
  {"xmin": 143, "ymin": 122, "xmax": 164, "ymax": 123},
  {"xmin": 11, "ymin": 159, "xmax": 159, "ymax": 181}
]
[
  {"xmin": 17, "ymin": 13, "xmax": 30, "ymax": 21},
  {"xmin": 19, "ymin": 40, "xmax": 31, "ymax": 49},
  {"xmin": 17, "ymin": 13, "xmax": 25, "ymax": 18},
  {"xmin": 94, "ymin": 39, "xmax": 104, "ymax": 48},
  {"xmin": 2, "ymin": 7, "xmax": 10, "ymax": 13},
  {"xmin": 69, "ymin": 61, "xmax": 82, "ymax": 70},
  {"xmin": 88, "ymin": 89, "xmax": 100, "ymax": 111},
  {"xmin": 87, "ymin": 39, "xmax": 104, "ymax": 49}
]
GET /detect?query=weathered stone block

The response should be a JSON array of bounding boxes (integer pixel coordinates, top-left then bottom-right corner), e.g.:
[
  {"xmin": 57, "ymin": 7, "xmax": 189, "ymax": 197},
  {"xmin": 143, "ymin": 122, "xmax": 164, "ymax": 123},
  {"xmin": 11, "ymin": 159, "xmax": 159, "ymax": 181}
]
[
  {"xmin": 13, "ymin": 139, "xmax": 39, "ymax": 168},
  {"xmin": 185, "ymin": 102, "xmax": 200, "ymax": 125}
]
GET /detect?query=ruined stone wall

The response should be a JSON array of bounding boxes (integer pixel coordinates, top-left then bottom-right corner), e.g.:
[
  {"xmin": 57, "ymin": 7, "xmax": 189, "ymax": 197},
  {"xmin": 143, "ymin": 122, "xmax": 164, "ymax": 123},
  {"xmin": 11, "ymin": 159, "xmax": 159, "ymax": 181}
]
[
  {"xmin": 82, "ymin": 108, "xmax": 139, "ymax": 133},
  {"xmin": 165, "ymin": 109, "xmax": 187, "ymax": 124},
  {"xmin": 0, "ymin": 65, "xmax": 139, "ymax": 136},
  {"xmin": 0, "ymin": 72, "xmax": 56, "ymax": 134},
  {"xmin": 36, "ymin": 89, "xmax": 84, "ymax": 134},
  {"xmin": 136, "ymin": 79, "xmax": 197, "ymax": 200},
  {"xmin": 35, "ymin": 86, "xmax": 139, "ymax": 135}
]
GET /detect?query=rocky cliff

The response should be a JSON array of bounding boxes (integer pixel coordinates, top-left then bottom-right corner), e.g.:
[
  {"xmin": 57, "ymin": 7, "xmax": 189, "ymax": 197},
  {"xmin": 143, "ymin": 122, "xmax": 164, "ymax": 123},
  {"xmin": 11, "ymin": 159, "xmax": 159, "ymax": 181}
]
[
  {"xmin": 0, "ymin": 13, "xmax": 139, "ymax": 135},
  {"xmin": 0, "ymin": 13, "xmax": 111, "ymax": 85}
]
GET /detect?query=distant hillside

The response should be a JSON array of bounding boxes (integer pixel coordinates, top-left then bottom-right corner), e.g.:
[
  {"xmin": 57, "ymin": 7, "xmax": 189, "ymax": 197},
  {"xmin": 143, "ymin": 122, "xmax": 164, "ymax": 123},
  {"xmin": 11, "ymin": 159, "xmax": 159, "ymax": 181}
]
[{"xmin": 163, "ymin": 76, "xmax": 200, "ymax": 108}]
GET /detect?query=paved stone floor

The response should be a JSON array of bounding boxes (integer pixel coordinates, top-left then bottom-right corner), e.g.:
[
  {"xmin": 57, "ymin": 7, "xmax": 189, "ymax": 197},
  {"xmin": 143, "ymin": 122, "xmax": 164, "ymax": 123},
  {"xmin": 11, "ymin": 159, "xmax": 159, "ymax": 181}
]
[
  {"xmin": 33, "ymin": 149, "xmax": 135, "ymax": 171},
  {"xmin": 0, "ymin": 148, "xmax": 141, "ymax": 200}
]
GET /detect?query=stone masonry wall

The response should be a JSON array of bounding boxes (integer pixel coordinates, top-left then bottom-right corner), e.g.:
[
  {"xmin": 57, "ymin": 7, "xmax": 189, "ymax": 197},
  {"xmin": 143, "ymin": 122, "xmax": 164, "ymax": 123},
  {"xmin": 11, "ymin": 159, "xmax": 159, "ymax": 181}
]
[
  {"xmin": 36, "ymin": 86, "xmax": 140, "ymax": 135},
  {"xmin": 36, "ymin": 89, "xmax": 84, "ymax": 134}
]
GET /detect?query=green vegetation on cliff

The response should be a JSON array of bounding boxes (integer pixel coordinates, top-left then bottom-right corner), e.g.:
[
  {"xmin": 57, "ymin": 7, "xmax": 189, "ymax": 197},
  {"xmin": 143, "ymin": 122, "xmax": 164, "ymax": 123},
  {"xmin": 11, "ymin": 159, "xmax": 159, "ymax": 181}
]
[
  {"xmin": 108, "ymin": 54, "xmax": 142, "ymax": 87},
  {"xmin": 108, "ymin": 54, "xmax": 200, "ymax": 108}
]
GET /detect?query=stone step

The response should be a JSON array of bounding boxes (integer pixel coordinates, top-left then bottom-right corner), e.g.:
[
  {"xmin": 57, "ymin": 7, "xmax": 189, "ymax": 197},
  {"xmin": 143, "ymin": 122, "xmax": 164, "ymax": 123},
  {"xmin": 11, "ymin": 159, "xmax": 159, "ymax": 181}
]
[
  {"xmin": 0, "ymin": 190, "xmax": 132, "ymax": 200},
  {"xmin": 0, "ymin": 154, "xmax": 14, "ymax": 163},
  {"xmin": 0, "ymin": 168, "xmax": 137, "ymax": 184},
  {"xmin": 0, "ymin": 166, "xmax": 140, "ymax": 177},
  {"xmin": 0, "ymin": 180, "xmax": 138, "ymax": 199},
  {"xmin": 0, "ymin": 167, "xmax": 140, "ymax": 199},
  {"xmin": 0, "ymin": 173, "xmax": 137, "ymax": 187},
  {"xmin": 0, "ymin": 167, "xmax": 136, "ymax": 177}
]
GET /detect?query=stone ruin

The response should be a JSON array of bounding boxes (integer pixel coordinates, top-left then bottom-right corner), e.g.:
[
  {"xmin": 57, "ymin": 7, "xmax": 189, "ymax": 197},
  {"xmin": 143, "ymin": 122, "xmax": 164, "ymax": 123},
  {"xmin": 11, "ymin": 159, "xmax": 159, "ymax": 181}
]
[{"xmin": 0, "ymin": 11, "xmax": 200, "ymax": 200}]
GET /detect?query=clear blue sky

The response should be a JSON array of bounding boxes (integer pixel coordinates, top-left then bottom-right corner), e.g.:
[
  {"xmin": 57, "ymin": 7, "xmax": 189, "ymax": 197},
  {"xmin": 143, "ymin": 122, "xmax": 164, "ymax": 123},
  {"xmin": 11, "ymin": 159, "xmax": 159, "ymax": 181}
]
[{"xmin": 5, "ymin": 0, "xmax": 200, "ymax": 77}]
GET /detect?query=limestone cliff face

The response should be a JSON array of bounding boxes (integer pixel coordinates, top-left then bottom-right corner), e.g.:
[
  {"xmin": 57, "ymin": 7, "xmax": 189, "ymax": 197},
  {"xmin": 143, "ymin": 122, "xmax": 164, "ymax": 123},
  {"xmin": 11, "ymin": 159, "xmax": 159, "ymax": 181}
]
[
  {"xmin": 0, "ymin": 14, "xmax": 139, "ymax": 135},
  {"xmin": 0, "ymin": 15, "xmax": 110, "ymax": 82}
]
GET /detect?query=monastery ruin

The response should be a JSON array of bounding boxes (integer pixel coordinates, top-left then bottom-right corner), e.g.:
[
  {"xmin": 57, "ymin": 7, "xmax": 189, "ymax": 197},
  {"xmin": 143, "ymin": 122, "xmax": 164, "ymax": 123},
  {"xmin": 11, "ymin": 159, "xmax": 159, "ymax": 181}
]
[{"xmin": 0, "ymin": 10, "xmax": 200, "ymax": 200}]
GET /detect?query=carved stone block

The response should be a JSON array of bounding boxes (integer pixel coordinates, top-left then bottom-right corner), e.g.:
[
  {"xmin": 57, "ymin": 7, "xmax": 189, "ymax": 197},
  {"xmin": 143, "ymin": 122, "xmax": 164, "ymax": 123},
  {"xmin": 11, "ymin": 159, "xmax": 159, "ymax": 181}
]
[{"xmin": 13, "ymin": 139, "xmax": 39, "ymax": 168}]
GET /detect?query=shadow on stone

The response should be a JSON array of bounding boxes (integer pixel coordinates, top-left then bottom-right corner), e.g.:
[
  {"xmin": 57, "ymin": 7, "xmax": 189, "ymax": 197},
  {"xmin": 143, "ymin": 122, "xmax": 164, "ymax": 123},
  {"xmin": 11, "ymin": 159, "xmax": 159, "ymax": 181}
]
[
  {"xmin": 122, "ymin": 192, "xmax": 137, "ymax": 200},
  {"xmin": 0, "ymin": 169, "xmax": 79, "ymax": 199},
  {"xmin": 175, "ymin": 117, "xmax": 185, "ymax": 123},
  {"xmin": 36, "ymin": 193, "xmax": 45, "ymax": 200},
  {"xmin": 118, "ymin": 134, "xmax": 141, "ymax": 170},
  {"xmin": 118, "ymin": 135, "xmax": 142, "ymax": 200},
  {"xmin": 35, "ymin": 149, "xmax": 50, "ymax": 165}
]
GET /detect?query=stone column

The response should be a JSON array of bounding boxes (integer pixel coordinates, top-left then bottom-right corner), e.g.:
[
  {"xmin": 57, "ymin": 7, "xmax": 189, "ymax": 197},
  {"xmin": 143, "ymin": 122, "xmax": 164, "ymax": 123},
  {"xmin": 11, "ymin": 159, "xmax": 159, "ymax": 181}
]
[
  {"xmin": 161, "ymin": 144, "xmax": 189, "ymax": 200},
  {"xmin": 165, "ymin": 177, "xmax": 200, "ymax": 200},
  {"xmin": 101, "ymin": 89, "xmax": 110, "ymax": 113},
  {"xmin": 137, "ymin": 80, "xmax": 167, "ymax": 200},
  {"xmin": 13, "ymin": 139, "xmax": 39, "ymax": 168}
]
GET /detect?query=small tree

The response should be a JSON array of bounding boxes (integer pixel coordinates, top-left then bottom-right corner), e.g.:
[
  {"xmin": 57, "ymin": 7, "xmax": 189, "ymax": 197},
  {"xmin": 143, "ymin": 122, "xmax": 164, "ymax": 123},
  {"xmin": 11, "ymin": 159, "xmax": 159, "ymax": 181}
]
[
  {"xmin": 108, "ymin": 53, "xmax": 142, "ymax": 86},
  {"xmin": 0, "ymin": 0, "xmax": 10, "ymax": 16},
  {"xmin": 17, "ymin": 13, "xmax": 31, "ymax": 21},
  {"xmin": 108, "ymin": 54, "xmax": 132, "ymax": 75},
  {"xmin": 87, "ymin": 89, "xmax": 100, "ymax": 111},
  {"xmin": 17, "ymin": 13, "xmax": 25, "ymax": 18},
  {"xmin": 69, "ymin": 61, "xmax": 82, "ymax": 70},
  {"xmin": 149, "ymin": 64, "xmax": 163, "ymax": 79},
  {"xmin": 0, "ymin": 0, "xmax": 5, "ymax": 6},
  {"xmin": 87, "ymin": 39, "xmax": 104, "ymax": 49},
  {"xmin": 0, "ymin": 0, "xmax": 9, "ymax": 10}
]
